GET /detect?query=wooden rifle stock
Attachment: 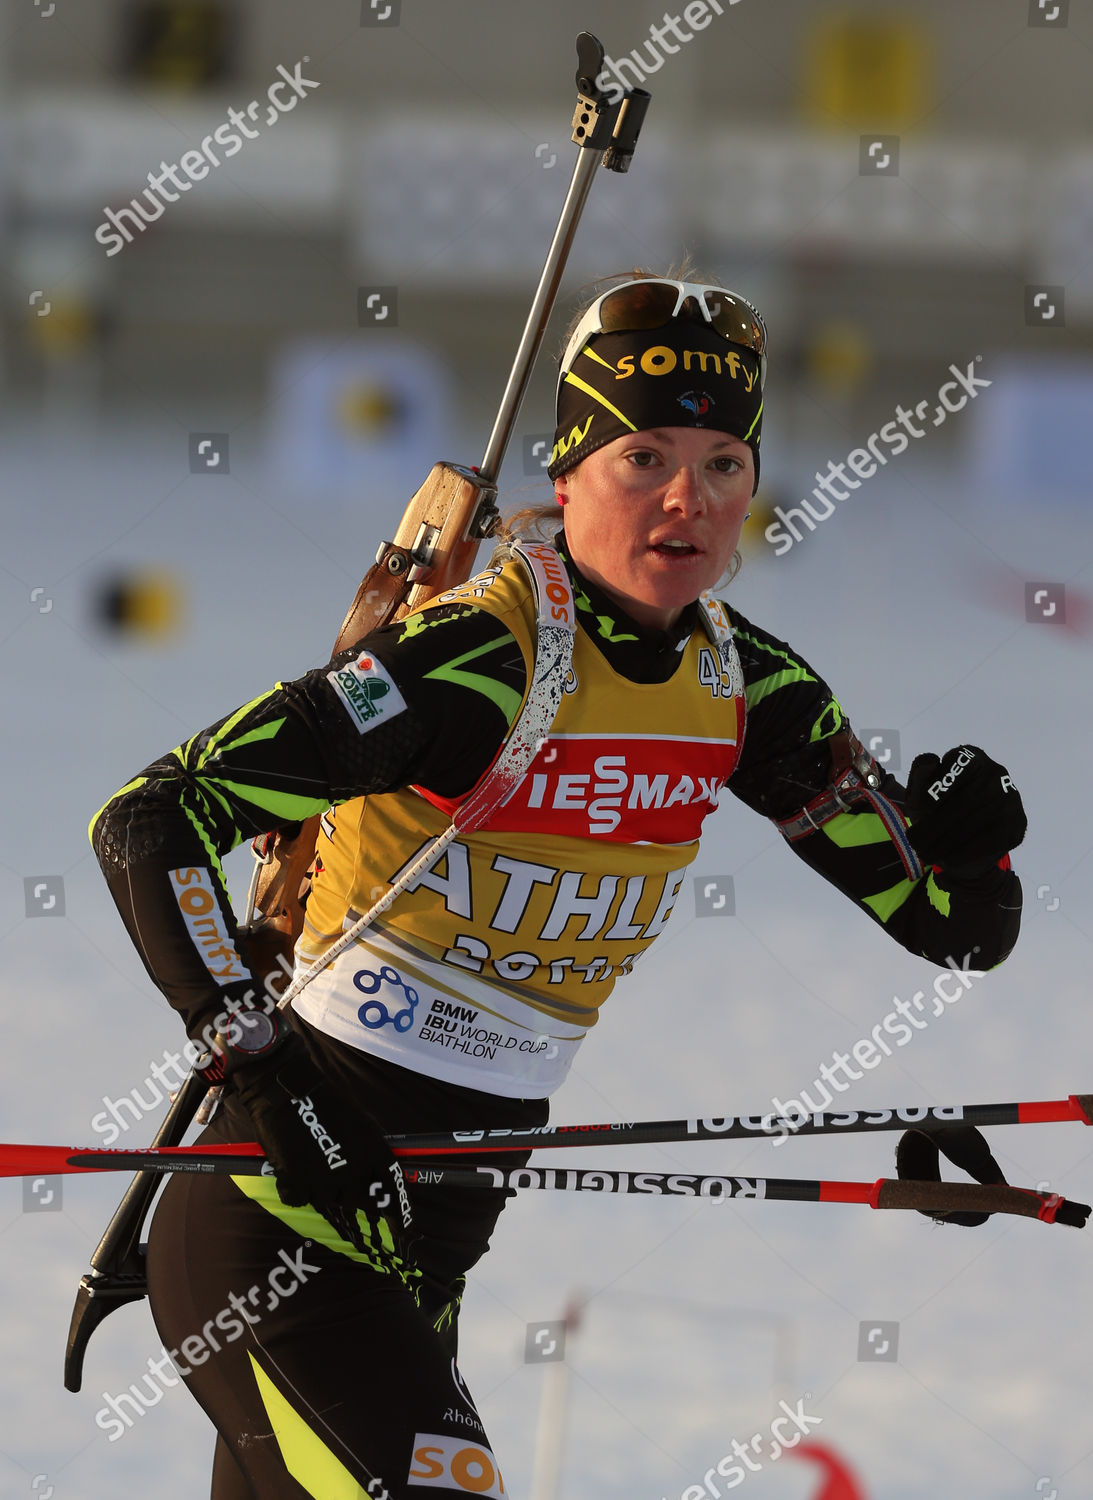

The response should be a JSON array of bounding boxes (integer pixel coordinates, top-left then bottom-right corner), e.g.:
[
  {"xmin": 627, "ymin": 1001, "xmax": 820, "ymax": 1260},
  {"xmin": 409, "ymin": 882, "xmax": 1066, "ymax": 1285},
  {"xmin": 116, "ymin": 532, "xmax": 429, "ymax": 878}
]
[{"xmin": 244, "ymin": 462, "xmax": 497, "ymax": 983}]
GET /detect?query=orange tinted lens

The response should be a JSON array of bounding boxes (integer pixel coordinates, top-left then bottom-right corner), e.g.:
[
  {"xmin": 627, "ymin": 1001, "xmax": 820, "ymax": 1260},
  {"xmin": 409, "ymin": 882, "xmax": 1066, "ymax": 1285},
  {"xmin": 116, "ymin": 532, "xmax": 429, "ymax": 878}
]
[
  {"xmin": 598, "ymin": 281, "xmax": 680, "ymax": 333},
  {"xmin": 703, "ymin": 291, "xmax": 765, "ymax": 353}
]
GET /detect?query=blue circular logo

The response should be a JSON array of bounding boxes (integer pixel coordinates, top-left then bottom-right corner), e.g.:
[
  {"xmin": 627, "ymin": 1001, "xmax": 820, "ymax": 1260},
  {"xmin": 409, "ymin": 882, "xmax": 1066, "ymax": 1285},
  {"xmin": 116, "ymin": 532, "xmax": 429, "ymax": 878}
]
[{"xmin": 353, "ymin": 965, "xmax": 419, "ymax": 1033}]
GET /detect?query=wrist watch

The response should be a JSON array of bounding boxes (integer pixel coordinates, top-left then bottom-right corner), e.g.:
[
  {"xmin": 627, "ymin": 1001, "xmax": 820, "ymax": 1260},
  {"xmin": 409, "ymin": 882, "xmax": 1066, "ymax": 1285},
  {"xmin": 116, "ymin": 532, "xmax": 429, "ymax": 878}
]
[{"xmin": 217, "ymin": 1007, "xmax": 286, "ymax": 1067}]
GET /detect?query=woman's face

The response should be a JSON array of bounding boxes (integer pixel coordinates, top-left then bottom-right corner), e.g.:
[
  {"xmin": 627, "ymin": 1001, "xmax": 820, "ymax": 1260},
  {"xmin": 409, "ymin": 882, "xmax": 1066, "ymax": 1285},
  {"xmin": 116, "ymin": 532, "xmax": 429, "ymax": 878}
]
[{"xmin": 556, "ymin": 426, "xmax": 754, "ymax": 631}]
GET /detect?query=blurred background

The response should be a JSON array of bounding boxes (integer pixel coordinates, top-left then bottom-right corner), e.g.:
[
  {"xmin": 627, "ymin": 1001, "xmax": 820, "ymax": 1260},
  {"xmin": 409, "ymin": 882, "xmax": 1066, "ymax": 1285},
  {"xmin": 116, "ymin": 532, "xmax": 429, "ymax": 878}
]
[{"xmin": 1, "ymin": 2, "xmax": 1091, "ymax": 1497}]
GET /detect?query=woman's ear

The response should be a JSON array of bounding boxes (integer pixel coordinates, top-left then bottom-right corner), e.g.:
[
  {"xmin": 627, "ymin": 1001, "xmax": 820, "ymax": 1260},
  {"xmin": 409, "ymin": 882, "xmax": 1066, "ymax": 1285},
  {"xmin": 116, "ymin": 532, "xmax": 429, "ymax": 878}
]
[{"xmin": 554, "ymin": 486, "xmax": 567, "ymax": 506}]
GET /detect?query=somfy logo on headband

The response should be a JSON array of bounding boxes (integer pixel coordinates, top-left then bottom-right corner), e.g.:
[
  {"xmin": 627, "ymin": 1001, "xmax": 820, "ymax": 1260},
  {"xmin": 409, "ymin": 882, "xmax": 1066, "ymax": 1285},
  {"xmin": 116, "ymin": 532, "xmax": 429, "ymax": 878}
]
[
  {"xmin": 604, "ymin": 343, "xmax": 758, "ymax": 390},
  {"xmin": 549, "ymin": 320, "xmax": 765, "ymax": 484}
]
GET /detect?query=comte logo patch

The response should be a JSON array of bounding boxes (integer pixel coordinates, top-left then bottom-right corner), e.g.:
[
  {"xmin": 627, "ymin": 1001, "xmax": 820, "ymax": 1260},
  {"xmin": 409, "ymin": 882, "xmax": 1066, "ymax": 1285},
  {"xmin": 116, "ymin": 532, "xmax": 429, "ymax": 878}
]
[
  {"xmin": 327, "ymin": 653, "xmax": 407, "ymax": 735},
  {"xmin": 408, "ymin": 1434, "xmax": 505, "ymax": 1495}
]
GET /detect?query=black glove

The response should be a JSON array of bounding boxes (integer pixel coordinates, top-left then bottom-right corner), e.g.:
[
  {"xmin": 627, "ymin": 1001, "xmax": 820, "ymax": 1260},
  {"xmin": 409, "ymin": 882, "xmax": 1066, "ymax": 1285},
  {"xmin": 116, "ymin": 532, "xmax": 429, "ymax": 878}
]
[
  {"xmin": 216, "ymin": 1008, "xmax": 412, "ymax": 1255},
  {"xmin": 905, "ymin": 744, "xmax": 1026, "ymax": 877}
]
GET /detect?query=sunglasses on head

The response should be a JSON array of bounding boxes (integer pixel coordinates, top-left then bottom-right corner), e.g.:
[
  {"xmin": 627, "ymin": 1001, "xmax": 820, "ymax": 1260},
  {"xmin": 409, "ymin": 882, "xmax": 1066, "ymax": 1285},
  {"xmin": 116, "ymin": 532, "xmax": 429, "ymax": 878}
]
[{"xmin": 558, "ymin": 277, "xmax": 768, "ymax": 399}]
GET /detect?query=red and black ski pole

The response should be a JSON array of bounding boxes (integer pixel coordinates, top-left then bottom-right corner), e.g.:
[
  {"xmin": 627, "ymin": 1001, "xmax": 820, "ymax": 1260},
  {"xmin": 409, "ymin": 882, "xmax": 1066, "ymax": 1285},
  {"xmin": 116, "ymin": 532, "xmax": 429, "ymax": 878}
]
[
  {"xmin": 48, "ymin": 1085, "xmax": 1093, "ymax": 1389},
  {"xmin": 3, "ymin": 1140, "xmax": 1084, "ymax": 1227},
  {"xmin": 384, "ymin": 1091, "xmax": 1093, "ymax": 1155},
  {"xmin": 10, "ymin": 1090, "xmax": 1093, "ymax": 1184}
]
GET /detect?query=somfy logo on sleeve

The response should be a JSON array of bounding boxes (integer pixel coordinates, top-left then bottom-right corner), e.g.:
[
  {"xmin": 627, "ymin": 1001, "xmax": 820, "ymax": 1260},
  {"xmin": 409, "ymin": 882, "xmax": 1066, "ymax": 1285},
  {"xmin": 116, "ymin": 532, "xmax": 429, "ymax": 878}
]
[
  {"xmin": 327, "ymin": 653, "xmax": 407, "ymax": 734},
  {"xmin": 169, "ymin": 867, "xmax": 247, "ymax": 984},
  {"xmin": 408, "ymin": 1435, "xmax": 505, "ymax": 1496}
]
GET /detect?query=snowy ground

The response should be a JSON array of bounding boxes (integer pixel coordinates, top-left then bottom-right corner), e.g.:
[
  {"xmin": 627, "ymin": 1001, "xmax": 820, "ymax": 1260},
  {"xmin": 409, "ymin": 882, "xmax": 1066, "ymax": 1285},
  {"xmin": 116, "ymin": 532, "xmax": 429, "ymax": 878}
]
[{"xmin": 1, "ymin": 411, "xmax": 1090, "ymax": 1499}]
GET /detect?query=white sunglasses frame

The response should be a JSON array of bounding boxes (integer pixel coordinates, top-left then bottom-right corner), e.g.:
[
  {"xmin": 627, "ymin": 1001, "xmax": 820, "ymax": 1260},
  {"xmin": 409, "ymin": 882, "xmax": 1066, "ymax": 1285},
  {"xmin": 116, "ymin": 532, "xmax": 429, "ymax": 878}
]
[{"xmin": 557, "ymin": 277, "xmax": 768, "ymax": 404}]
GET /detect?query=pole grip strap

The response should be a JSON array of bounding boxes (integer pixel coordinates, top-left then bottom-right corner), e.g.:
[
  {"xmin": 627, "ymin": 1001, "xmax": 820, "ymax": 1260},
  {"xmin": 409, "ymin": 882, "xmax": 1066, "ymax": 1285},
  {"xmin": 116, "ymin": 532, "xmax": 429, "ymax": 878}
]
[
  {"xmin": 773, "ymin": 730, "xmax": 923, "ymax": 881},
  {"xmin": 873, "ymin": 1178, "xmax": 1088, "ymax": 1226}
]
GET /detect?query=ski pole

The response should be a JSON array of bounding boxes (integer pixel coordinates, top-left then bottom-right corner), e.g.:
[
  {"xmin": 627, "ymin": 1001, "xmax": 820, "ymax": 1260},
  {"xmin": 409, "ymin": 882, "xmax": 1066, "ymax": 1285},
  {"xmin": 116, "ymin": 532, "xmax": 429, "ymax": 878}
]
[
  {"xmin": 399, "ymin": 1164, "xmax": 1088, "ymax": 1228},
  {"xmin": 385, "ymin": 1092, "xmax": 1093, "ymax": 1154},
  {"xmin": 13, "ymin": 1091, "xmax": 1093, "ymax": 1187},
  {"xmin": 3, "ymin": 1141, "xmax": 1083, "ymax": 1225}
]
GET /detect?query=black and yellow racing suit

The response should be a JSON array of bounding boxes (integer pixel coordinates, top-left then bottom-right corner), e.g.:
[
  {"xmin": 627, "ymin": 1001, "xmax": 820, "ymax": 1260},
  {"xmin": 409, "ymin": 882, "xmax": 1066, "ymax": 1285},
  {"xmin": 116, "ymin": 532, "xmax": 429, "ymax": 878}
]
[{"xmin": 90, "ymin": 538, "xmax": 1021, "ymax": 1498}]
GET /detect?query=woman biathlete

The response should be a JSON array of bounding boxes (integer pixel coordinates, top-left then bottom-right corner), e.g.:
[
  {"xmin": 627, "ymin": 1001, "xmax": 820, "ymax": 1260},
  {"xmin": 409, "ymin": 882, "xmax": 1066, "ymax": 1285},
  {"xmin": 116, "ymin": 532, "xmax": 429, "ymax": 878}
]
[{"xmin": 90, "ymin": 274, "xmax": 1027, "ymax": 1498}]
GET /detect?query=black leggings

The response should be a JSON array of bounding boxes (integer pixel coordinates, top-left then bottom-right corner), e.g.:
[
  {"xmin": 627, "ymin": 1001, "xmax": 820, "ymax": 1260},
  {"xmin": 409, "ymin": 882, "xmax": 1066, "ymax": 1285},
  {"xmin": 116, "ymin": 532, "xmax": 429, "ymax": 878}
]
[{"xmin": 145, "ymin": 1043, "xmax": 547, "ymax": 1498}]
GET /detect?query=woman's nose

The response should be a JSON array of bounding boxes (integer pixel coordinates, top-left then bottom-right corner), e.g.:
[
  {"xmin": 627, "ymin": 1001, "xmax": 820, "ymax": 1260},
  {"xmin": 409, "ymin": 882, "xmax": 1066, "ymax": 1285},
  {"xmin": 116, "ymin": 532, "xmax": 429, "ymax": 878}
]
[{"xmin": 663, "ymin": 464, "xmax": 706, "ymax": 513}]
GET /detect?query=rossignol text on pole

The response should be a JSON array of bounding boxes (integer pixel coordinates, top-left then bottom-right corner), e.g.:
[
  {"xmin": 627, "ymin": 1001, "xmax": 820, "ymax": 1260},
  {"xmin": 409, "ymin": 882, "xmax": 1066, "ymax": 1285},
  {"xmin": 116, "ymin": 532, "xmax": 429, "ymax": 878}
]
[{"xmin": 3, "ymin": 1140, "xmax": 1085, "ymax": 1228}]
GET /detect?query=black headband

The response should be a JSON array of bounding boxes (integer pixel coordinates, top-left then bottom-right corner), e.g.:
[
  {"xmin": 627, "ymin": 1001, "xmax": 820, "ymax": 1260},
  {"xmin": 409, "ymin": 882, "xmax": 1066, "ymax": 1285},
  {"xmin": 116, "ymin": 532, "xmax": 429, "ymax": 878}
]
[{"xmin": 549, "ymin": 322, "xmax": 763, "ymax": 491}]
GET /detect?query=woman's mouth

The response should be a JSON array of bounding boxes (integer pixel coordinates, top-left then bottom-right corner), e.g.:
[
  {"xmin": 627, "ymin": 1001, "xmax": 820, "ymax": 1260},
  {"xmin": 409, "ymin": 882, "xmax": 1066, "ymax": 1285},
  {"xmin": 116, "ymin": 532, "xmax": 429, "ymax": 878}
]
[{"xmin": 650, "ymin": 539, "xmax": 699, "ymax": 557}]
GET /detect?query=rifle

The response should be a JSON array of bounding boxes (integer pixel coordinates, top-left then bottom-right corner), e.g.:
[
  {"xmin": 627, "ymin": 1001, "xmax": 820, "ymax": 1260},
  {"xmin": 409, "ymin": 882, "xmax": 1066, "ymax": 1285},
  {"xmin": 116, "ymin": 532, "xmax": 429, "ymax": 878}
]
[
  {"xmin": 245, "ymin": 36, "xmax": 649, "ymax": 985},
  {"xmin": 64, "ymin": 31, "xmax": 649, "ymax": 1394}
]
